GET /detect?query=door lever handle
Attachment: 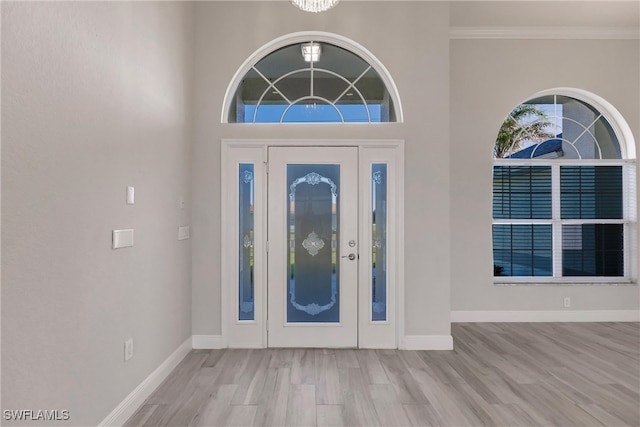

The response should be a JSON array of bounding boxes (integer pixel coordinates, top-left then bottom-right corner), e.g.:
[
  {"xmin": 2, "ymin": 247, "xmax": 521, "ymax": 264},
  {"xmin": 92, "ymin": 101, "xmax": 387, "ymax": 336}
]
[{"xmin": 341, "ymin": 253, "xmax": 357, "ymax": 261}]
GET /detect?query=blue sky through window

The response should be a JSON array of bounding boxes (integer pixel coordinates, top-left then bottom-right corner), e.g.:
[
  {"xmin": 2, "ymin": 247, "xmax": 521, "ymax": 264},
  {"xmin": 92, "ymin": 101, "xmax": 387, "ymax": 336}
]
[{"xmin": 244, "ymin": 104, "xmax": 382, "ymax": 123}]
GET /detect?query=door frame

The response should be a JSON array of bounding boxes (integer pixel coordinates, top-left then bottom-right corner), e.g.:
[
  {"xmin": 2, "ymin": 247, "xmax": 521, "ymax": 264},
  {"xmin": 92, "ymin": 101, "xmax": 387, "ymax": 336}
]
[{"xmin": 221, "ymin": 139, "xmax": 405, "ymax": 349}]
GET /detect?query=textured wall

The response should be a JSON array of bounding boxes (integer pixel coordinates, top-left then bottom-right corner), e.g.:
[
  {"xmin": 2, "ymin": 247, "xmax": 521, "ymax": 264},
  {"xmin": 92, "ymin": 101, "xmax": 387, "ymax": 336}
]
[{"xmin": 1, "ymin": 2, "xmax": 194, "ymax": 425}]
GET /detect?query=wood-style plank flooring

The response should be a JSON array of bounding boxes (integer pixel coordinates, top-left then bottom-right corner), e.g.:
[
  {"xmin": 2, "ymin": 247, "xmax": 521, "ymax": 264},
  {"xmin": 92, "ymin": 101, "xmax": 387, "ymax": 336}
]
[{"xmin": 125, "ymin": 322, "xmax": 640, "ymax": 426}]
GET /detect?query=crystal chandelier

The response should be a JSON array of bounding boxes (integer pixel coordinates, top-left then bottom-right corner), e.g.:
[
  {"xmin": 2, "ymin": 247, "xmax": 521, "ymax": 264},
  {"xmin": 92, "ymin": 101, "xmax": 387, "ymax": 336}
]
[{"xmin": 290, "ymin": 0, "xmax": 339, "ymax": 13}]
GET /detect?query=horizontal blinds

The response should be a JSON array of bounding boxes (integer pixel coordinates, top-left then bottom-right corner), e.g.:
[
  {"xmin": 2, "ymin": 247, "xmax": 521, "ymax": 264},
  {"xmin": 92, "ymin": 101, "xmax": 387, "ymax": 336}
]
[
  {"xmin": 554, "ymin": 165, "xmax": 628, "ymax": 277},
  {"xmin": 493, "ymin": 224, "xmax": 552, "ymax": 277},
  {"xmin": 494, "ymin": 164, "xmax": 635, "ymax": 278},
  {"xmin": 493, "ymin": 166, "xmax": 551, "ymax": 219},
  {"xmin": 626, "ymin": 163, "xmax": 637, "ymax": 222},
  {"xmin": 560, "ymin": 166, "xmax": 622, "ymax": 219}
]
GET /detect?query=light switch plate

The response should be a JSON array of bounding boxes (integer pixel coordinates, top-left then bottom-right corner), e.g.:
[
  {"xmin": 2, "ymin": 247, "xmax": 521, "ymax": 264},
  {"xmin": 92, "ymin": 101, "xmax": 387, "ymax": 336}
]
[
  {"xmin": 124, "ymin": 338, "xmax": 134, "ymax": 361},
  {"xmin": 113, "ymin": 229, "xmax": 134, "ymax": 249},
  {"xmin": 178, "ymin": 226, "xmax": 190, "ymax": 241},
  {"xmin": 127, "ymin": 186, "xmax": 135, "ymax": 205}
]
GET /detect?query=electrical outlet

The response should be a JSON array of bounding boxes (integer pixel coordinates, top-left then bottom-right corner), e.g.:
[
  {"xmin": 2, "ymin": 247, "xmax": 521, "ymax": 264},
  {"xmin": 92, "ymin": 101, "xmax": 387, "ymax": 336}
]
[
  {"xmin": 124, "ymin": 338, "xmax": 134, "ymax": 361},
  {"xmin": 563, "ymin": 297, "xmax": 571, "ymax": 308}
]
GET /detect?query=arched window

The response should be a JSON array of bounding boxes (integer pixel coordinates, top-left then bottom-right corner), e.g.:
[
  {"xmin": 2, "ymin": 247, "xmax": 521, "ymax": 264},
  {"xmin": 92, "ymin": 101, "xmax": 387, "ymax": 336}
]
[
  {"xmin": 223, "ymin": 32, "xmax": 402, "ymax": 123},
  {"xmin": 492, "ymin": 89, "xmax": 636, "ymax": 281}
]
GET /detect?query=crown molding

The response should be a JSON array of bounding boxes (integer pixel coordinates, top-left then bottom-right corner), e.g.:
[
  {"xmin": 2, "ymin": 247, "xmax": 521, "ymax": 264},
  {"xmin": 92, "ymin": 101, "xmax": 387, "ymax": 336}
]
[{"xmin": 450, "ymin": 26, "xmax": 640, "ymax": 40}]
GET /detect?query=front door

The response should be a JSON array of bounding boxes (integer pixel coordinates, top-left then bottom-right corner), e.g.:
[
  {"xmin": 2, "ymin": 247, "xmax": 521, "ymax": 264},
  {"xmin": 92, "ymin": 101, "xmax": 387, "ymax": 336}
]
[{"xmin": 267, "ymin": 147, "xmax": 359, "ymax": 347}]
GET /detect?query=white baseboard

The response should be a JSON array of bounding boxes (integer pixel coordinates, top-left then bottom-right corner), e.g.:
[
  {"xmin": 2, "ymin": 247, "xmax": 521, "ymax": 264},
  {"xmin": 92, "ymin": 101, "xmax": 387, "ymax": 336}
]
[
  {"xmin": 192, "ymin": 334, "xmax": 225, "ymax": 349},
  {"xmin": 98, "ymin": 337, "xmax": 192, "ymax": 427},
  {"xmin": 401, "ymin": 335, "xmax": 453, "ymax": 350},
  {"xmin": 451, "ymin": 310, "xmax": 640, "ymax": 323}
]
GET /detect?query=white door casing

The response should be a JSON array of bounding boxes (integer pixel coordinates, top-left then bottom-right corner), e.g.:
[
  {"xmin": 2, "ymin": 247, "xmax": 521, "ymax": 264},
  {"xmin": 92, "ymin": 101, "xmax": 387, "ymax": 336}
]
[{"xmin": 221, "ymin": 140, "xmax": 403, "ymax": 349}]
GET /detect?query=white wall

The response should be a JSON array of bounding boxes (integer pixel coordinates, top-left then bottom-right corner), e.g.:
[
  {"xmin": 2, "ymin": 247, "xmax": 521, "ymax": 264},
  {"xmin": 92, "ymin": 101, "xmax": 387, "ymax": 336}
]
[
  {"xmin": 191, "ymin": 1, "xmax": 452, "ymax": 338},
  {"xmin": 1, "ymin": 2, "xmax": 194, "ymax": 425},
  {"xmin": 450, "ymin": 2, "xmax": 639, "ymax": 313}
]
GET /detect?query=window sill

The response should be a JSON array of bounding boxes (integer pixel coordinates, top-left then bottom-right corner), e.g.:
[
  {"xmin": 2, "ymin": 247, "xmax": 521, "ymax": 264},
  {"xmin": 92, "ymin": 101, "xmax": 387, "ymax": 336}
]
[{"xmin": 494, "ymin": 279, "xmax": 636, "ymax": 287}]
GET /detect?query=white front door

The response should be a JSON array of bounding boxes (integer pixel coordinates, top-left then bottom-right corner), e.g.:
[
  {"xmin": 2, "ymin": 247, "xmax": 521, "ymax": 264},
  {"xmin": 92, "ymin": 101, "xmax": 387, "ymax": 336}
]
[
  {"xmin": 267, "ymin": 147, "xmax": 359, "ymax": 347},
  {"xmin": 223, "ymin": 140, "xmax": 401, "ymax": 349}
]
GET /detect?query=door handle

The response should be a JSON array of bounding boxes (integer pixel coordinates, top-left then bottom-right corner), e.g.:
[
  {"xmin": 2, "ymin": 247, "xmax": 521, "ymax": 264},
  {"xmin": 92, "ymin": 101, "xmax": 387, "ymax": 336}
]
[{"xmin": 341, "ymin": 253, "xmax": 357, "ymax": 261}]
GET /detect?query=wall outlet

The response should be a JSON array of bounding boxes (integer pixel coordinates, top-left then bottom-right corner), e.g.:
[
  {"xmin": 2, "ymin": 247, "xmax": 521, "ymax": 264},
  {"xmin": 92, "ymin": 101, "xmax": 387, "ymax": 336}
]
[
  {"xmin": 563, "ymin": 297, "xmax": 571, "ymax": 308},
  {"xmin": 124, "ymin": 338, "xmax": 134, "ymax": 361}
]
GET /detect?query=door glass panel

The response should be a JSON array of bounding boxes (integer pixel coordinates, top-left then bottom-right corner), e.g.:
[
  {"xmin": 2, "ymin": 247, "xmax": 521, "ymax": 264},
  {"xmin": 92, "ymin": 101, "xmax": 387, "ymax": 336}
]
[
  {"xmin": 372, "ymin": 164, "xmax": 387, "ymax": 321},
  {"xmin": 287, "ymin": 164, "xmax": 340, "ymax": 323},
  {"xmin": 239, "ymin": 164, "xmax": 255, "ymax": 320}
]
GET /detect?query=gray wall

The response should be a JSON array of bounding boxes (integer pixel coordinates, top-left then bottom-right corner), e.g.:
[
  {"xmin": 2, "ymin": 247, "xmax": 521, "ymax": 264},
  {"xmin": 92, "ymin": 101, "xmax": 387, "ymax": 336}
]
[
  {"xmin": 191, "ymin": 1, "xmax": 452, "ymax": 338},
  {"xmin": 1, "ymin": 1, "xmax": 638, "ymax": 425},
  {"xmin": 450, "ymin": 0, "xmax": 640, "ymax": 28},
  {"xmin": 450, "ymin": 2, "xmax": 640, "ymax": 312},
  {"xmin": 2, "ymin": 2, "xmax": 194, "ymax": 425}
]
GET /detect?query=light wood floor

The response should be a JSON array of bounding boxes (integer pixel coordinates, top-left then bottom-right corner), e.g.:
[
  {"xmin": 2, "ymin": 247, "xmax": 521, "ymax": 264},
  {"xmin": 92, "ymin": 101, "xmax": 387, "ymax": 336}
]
[{"xmin": 124, "ymin": 322, "xmax": 639, "ymax": 426}]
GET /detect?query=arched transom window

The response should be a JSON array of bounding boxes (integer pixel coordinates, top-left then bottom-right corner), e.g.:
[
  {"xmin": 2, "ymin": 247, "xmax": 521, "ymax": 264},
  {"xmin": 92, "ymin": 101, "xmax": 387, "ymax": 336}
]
[
  {"xmin": 492, "ymin": 89, "xmax": 637, "ymax": 282},
  {"xmin": 226, "ymin": 35, "xmax": 400, "ymax": 123}
]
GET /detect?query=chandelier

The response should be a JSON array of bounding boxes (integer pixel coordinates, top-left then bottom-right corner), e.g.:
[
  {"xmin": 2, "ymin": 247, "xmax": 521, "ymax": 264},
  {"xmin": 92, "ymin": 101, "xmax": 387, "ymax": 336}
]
[{"xmin": 290, "ymin": 0, "xmax": 339, "ymax": 13}]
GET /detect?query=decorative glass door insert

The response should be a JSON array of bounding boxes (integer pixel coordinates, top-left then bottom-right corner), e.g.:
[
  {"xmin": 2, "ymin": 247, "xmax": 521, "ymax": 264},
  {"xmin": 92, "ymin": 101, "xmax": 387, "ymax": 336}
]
[
  {"xmin": 287, "ymin": 165, "xmax": 340, "ymax": 322},
  {"xmin": 371, "ymin": 164, "xmax": 387, "ymax": 321},
  {"xmin": 239, "ymin": 164, "xmax": 255, "ymax": 320}
]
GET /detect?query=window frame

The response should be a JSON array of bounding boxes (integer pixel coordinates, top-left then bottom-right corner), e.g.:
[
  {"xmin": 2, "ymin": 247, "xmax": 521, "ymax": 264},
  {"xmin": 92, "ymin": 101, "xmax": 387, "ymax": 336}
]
[
  {"xmin": 493, "ymin": 158, "xmax": 635, "ymax": 284},
  {"xmin": 221, "ymin": 31, "xmax": 404, "ymax": 124},
  {"xmin": 493, "ymin": 88, "xmax": 637, "ymax": 285}
]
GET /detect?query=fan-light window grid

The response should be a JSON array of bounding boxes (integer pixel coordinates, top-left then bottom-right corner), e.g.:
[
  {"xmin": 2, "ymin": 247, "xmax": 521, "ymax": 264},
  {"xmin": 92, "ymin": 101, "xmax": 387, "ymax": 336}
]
[{"xmin": 228, "ymin": 41, "xmax": 395, "ymax": 123}]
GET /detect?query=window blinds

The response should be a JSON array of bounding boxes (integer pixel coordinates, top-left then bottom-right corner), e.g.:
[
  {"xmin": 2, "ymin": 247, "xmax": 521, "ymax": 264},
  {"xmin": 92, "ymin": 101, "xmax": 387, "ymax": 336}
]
[{"xmin": 493, "ymin": 164, "xmax": 630, "ymax": 278}]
